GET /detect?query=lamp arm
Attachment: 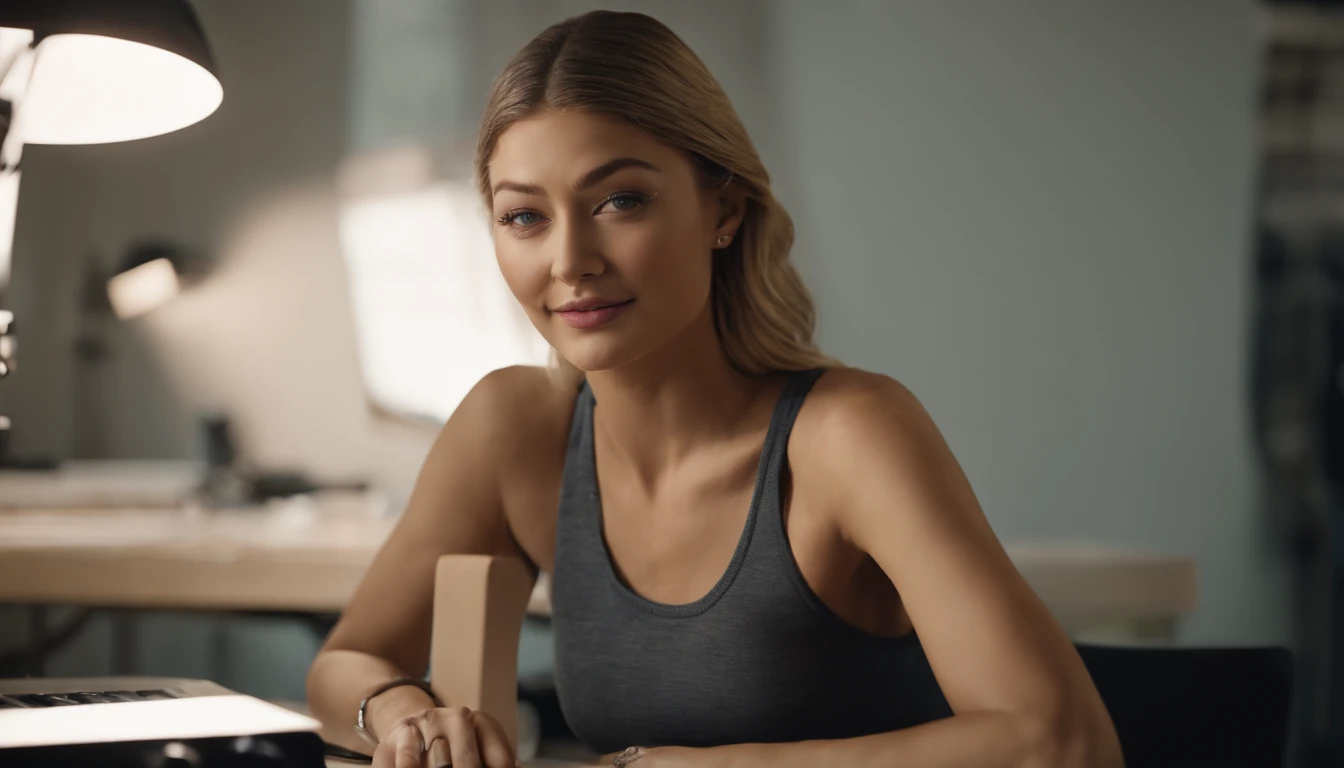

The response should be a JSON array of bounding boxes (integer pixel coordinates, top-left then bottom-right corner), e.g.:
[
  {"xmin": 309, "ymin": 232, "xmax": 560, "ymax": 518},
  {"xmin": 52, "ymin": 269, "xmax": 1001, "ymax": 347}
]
[{"xmin": 0, "ymin": 30, "xmax": 35, "ymax": 173}]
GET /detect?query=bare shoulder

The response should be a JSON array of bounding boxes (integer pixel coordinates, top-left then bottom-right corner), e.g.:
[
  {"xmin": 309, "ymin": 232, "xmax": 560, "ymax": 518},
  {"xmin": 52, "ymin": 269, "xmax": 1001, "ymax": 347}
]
[
  {"xmin": 459, "ymin": 366, "xmax": 578, "ymax": 566},
  {"xmin": 447, "ymin": 364, "xmax": 579, "ymax": 480},
  {"xmin": 466, "ymin": 364, "xmax": 579, "ymax": 436},
  {"xmin": 789, "ymin": 366, "xmax": 946, "ymax": 514},
  {"xmin": 792, "ymin": 366, "xmax": 930, "ymax": 449}
]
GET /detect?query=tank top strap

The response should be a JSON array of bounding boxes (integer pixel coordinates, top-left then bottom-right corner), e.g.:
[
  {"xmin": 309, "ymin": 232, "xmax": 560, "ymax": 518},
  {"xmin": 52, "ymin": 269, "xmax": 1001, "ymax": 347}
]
[
  {"xmin": 748, "ymin": 368, "xmax": 827, "ymax": 547},
  {"xmin": 558, "ymin": 379, "xmax": 598, "ymax": 519},
  {"xmin": 766, "ymin": 369, "xmax": 827, "ymax": 453}
]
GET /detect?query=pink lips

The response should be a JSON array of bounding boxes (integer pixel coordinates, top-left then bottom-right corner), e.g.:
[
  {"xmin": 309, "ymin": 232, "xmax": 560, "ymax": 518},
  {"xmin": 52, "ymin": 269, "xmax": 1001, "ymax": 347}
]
[{"xmin": 552, "ymin": 297, "xmax": 634, "ymax": 329}]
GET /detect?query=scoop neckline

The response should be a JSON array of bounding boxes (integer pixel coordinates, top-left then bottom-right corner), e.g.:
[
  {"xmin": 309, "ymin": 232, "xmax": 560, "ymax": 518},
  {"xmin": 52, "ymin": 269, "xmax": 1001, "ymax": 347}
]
[{"xmin": 586, "ymin": 375, "xmax": 796, "ymax": 618}]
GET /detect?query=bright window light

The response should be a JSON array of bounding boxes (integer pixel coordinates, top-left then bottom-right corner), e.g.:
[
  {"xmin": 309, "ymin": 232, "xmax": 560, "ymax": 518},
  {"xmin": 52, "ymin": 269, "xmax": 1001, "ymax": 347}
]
[{"xmin": 339, "ymin": 181, "xmax": 550, "ymax": 423}]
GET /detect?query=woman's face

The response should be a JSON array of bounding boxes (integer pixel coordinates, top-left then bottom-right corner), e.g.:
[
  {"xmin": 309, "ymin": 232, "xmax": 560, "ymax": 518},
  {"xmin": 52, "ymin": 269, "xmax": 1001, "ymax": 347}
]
[{"xmin": 486, "ymin": 109, "xmax": 740, "ymax": 372}]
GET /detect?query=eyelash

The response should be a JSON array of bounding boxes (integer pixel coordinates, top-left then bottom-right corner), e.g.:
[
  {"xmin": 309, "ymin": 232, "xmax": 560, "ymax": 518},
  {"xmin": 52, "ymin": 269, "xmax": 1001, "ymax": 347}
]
[{"xmin": 496, "ymin": 191, "xmax": 654, "ymax": 233}]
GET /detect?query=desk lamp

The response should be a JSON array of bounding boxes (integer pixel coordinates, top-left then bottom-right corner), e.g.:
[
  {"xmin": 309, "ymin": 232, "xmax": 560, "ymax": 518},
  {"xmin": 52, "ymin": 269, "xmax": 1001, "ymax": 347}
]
[{"xmin": 0, "ymin": 0, "xmax": 222, "ymax": 456}]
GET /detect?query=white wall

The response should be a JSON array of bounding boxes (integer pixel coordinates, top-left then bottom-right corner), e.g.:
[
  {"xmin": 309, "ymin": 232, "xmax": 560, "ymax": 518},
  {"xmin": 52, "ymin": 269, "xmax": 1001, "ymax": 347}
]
[{"xmin": 768, "ymin": 1, "xmax": 1289, "ymax": 645}]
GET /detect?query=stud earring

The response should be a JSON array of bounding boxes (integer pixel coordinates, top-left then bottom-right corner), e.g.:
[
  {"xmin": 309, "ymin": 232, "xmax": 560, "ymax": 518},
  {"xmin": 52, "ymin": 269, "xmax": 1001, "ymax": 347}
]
[{"xmin": 716, "ymin": 234, "xmax": 730, "ymax": 246}]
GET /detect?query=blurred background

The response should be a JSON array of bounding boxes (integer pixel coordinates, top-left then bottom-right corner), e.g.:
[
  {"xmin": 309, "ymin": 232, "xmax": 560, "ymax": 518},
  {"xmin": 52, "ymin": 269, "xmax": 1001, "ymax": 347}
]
[{"xmin": 0, "ymin": 0, "xmax": 1340, "ymax": 764}]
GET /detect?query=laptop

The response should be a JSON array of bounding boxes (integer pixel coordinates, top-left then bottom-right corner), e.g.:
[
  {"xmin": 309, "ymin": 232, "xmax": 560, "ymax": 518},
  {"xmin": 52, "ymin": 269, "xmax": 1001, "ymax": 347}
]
[{"xmin": 0, "ymin": 676, "xmax": 335, "ymax": 766}]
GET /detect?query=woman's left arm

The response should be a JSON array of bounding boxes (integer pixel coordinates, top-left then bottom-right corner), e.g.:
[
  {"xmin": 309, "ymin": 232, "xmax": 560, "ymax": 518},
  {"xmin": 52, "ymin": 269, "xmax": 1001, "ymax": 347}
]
[{"xmin": 603, "ymin": 373, "xmax": 1123, "ymax": 768}]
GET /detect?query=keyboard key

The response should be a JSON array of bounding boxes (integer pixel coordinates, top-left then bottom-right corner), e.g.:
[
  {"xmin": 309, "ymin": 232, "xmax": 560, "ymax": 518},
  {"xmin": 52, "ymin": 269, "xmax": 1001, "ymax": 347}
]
[
  {"xmin": 134, "ymin": 690, "xmax": 178, "ymax": 700},
  {"xmin": 102, "ymin": 690, "xmax": 146, "ymax": 701},
  {"xmin": 67, "ymin": 692, "xmax": 127, "ymax": 704},
  {"xmin": 12, "ymin": 694, "xmax": 78, "ymax": 707}
]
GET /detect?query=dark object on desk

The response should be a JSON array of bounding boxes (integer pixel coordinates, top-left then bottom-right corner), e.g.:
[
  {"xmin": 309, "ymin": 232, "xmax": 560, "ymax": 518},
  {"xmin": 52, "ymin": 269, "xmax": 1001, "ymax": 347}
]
[
  {"xmin": 323, "ymin": 741, "xmax": 372, "ymax": 764},
  {"xmin": 4, "ymin": 732, "xmax": 324, "ymax": 767},
  {"xmin": 1077, "ymin": 643, "xmax": 1294, "ymax": 768},
  {"xmin": 0, "ymin": 453, "xmax": 59, "ymax": 471},
  {"xmin": 199, "ymin": 414, "xmax": 369, "ymax": 504},
  {"xmin": 249, "ymin": 472, "xmax": 368, "ymax": 502}
]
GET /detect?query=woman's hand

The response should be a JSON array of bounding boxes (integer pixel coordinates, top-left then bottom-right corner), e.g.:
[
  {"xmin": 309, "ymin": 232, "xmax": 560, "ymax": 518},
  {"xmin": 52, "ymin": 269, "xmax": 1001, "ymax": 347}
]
[{"xmin": 371, "ymin": 706, "xmax": 517, "ymax": 768}]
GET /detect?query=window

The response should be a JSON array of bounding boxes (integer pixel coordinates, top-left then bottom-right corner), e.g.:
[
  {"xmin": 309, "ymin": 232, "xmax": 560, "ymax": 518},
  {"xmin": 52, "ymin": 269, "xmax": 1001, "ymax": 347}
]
[{"xmin": 338, "ymin": 178, "xmax": 550, "ymax": 423}]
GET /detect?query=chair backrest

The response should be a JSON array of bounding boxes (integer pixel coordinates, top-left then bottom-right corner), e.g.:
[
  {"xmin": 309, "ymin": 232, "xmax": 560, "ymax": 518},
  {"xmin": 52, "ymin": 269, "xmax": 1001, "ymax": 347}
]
[
  {"xmin": 430, "ymin": 555, "xmax": 534, "ymax": 751},
  {"xmin": 1076, "ymin": 643, "xmax": 1294, "ymax": 768}
]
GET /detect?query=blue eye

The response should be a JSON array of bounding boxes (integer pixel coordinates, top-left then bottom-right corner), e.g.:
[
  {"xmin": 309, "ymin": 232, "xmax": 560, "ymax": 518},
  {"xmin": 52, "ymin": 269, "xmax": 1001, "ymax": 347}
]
[
  {"xmin": 499, "ymin": 209, "xmax": 542, "ymax": 229},
  {"xmin": 597, "ymin": 192, "xmax": 651, "ymax": 215}
]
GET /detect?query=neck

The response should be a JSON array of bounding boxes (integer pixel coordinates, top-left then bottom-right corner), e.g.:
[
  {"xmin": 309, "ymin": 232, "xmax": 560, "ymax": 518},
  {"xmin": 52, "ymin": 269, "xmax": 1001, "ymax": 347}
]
[{"xmin": 584, "ymin": 304, "xmax": 780, "ymax": 485}]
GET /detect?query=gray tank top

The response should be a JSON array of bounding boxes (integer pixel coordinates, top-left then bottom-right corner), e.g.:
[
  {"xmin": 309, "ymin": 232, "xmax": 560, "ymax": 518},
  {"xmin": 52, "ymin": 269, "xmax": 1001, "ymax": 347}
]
[{"xmin": 551, "ymin": 369, "xmax": 952, "ymax": 753}]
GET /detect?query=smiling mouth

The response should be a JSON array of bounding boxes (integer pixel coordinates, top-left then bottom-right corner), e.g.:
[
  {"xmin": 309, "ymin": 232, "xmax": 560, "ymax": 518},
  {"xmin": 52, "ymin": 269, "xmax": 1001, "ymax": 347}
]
[
  {"xmin": 552, "ymin": 299, "xmax": 634, "ymax": 329},
  {"xmin": 548, "ymin": 298, "xmax": 631, "ymax": 313}
]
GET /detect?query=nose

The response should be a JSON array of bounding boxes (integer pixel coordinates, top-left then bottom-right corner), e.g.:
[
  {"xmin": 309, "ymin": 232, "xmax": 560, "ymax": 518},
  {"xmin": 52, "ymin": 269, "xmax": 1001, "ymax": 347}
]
[{"xmin": 551, "ymin": 217, "xmax": 604, "ymax": 285}]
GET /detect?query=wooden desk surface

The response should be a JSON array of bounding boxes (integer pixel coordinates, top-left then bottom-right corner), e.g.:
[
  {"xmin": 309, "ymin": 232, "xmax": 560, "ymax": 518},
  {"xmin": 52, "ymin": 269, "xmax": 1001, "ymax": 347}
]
[
  {"xmin": 0, "ymin": 501, "xmax": 395, "ymax": 612},
  {"xmin": 0, "ymin": 502, "xmax": 1198, "ymax": 623}
]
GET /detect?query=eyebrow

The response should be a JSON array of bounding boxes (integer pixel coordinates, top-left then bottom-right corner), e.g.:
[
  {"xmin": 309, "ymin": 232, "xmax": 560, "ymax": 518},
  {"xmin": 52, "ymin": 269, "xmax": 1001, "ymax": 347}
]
[{"xmin": 491, "ymin": 157, "xmax": 662, "ymax": 197}]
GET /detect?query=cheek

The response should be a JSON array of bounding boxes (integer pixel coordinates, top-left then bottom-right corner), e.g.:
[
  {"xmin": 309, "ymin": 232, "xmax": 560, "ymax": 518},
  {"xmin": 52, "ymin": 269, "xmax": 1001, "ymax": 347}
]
[
  {"xmin": 615, "ymin": 211, "xmax": 713, "ymax": 307},
  {"xmin": 494, "ymin": 241, "xmax": 548, "ymax": 310}
]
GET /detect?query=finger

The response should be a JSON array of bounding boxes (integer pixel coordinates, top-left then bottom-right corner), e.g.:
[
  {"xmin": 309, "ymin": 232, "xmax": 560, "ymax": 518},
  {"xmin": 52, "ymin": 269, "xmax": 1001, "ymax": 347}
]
[
  {"xmin": 416, "ymin": 714, "xmax": 450, "ymax": 768},
  {"xmin": 469, "ymin": 710, "xmax": 517, "ymax": 768},
  {"xmin": 371, "ymin": 737, "xmax": 394, "ymax": 768},
  {"xmin": 427, "ymin": 736, "xmax": 452, "ymax": 768},
  {"xmin": 442, "ymin": 707, "xmax": 483, "ymax": 768},
  {"xmin": 372, "ymin": 723, "xmax": 414, "ymax": 768},
  {"xmin": 394, "ymin": 722, "xmax": 426, "ymax": 768}
]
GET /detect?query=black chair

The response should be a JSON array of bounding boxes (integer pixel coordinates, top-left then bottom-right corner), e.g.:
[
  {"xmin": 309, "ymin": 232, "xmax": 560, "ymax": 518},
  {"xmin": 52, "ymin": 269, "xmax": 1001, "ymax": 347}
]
[{"xmin": 1076, "ymin": 643, "xmax": 1294, "ymax": 768}]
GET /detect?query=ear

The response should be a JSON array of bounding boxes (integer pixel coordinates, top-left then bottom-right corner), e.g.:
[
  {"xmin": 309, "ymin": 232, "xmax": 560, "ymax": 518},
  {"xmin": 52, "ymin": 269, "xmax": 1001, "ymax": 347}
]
[{"xmin": 711, "ymin": 186, "xmax": 748, "ymax": 250}]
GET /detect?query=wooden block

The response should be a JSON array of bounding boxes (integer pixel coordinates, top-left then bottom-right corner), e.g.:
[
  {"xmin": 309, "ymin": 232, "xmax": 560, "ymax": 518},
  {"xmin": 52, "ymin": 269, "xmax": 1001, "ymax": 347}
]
[{"xmin": 430, "ymin": 555, "xmax": 533, "ymax": 750}]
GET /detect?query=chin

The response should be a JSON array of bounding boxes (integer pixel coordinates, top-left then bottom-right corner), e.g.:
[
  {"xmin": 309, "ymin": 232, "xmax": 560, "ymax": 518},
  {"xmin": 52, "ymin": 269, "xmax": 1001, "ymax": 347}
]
[
  {"xmin": 553, "ymin": 337, "xmax": 648, "ymax": 373},
  {"xmin": 548, "ymin": 319, "xmax": 671, "ymax": 372},
  {"xmin": 543, "ymin": 304, "xmax": 706, "ymax": 373}
]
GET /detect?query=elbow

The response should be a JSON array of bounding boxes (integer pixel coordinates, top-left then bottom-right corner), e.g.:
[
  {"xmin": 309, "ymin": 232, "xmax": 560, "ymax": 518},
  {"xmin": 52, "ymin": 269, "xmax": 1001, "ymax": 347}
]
[
  {"xmin": 306, "ymin": 647, "xmax": 351, "ymax": 726},
  {"xmin": 304, "ymin": 650, "xmax": 329, "ymax": 718},
  {"xmin": 1019, "ymin": 710, "xmax": 1124, "ymax": 768}
]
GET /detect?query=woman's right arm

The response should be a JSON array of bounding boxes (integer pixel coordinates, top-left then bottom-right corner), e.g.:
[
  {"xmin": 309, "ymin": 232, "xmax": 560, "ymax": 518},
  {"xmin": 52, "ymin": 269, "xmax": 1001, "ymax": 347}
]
[{"xmin": 306, "ymin": 368, "xmax": 542, "ymax": 757}]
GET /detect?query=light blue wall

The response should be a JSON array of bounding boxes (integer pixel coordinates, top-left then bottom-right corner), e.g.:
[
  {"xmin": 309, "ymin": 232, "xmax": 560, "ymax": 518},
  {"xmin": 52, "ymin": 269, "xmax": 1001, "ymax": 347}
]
[{"xmin": 767, "ymin": 1, "xmax": 1288, "ymax": 645}]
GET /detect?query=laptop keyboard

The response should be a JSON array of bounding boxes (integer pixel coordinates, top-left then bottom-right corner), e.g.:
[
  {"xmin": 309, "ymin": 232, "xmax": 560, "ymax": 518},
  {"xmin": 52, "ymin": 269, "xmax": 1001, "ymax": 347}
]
[{"xmin": 0, "ymin": 689, "xmax": 181, "ymax": 708}]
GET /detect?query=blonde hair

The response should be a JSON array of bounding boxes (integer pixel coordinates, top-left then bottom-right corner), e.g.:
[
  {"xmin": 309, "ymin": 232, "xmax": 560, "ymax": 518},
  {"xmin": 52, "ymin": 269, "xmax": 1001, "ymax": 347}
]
[{"xmin": 475, "ymin": 10, "xmax": 837, "ymax": 380}]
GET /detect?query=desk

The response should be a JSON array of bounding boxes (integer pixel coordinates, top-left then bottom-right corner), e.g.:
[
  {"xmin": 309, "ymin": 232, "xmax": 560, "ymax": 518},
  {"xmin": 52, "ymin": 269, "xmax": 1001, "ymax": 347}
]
[
  {"xmin": 0, "ymin": 501, "xmax": 396, "ymax": 613},
  {"xmin": 0, "ymin": 502, "xmax": 1196, "ymax": 636},
  {"xmin": 0, "ymin": 503, "xmax": 1196, "ymax": 767}
]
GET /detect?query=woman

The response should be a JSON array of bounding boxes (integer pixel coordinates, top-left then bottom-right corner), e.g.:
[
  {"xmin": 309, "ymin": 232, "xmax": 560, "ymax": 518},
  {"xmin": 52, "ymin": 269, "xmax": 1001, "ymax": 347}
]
[{"xmin": 307, "ymin": 10, "xmax": 1121, "ymax": 768}]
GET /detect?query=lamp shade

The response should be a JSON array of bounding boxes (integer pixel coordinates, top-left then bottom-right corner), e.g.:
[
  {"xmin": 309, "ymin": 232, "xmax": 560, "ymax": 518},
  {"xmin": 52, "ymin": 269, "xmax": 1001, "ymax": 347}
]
[{"xmin": 0, "ymin": 0, "xmax": 221, "ymax": 145}]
